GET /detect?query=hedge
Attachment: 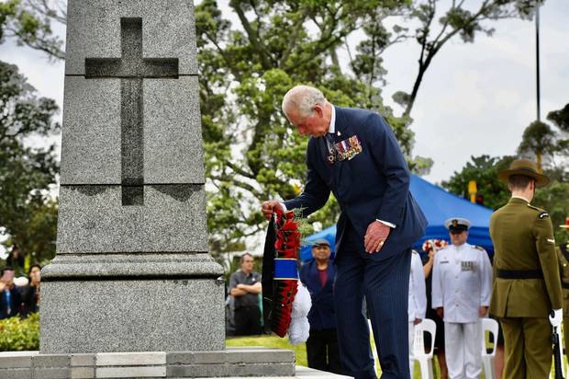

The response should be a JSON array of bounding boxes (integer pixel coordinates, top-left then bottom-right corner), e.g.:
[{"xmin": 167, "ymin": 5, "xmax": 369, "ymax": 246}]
[{"xmin": 0, "ymin": 313, "xmax": 40, "ymax": 351}]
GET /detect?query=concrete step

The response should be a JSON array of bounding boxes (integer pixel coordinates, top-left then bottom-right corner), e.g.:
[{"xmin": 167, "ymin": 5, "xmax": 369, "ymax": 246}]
[{"xmin": 0, "ymin": 349, "xmax": 352, "ymax": 378}]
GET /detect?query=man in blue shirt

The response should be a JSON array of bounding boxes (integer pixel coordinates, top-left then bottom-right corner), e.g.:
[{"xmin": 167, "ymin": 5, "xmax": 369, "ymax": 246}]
[{"xmin": 300, "ymin": 239, "xmax": 342, "ymax": 374}]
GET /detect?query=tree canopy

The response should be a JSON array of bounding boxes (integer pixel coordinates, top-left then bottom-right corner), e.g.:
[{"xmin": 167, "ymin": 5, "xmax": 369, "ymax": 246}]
[
  {"xmin": 1, "ymin": 0, "xmax": 550, "ymax": 257},
  {"xmin": 196, "ymin": 0, "xmax": 546, "ymax": 254},
  {"xmin": 0, "ymin": 60, "xmax": 60, "ymax": 263},
  {"xmin": 0, "ymin": 0, "xmax": 65, "ymax": 60},
  {"xmin": 444, "ymin": 148, "xmax": 569, "ymax": 244},
  {"xmin": 442, "ymin": 155, "xmax": 513, "ymax": 211}
]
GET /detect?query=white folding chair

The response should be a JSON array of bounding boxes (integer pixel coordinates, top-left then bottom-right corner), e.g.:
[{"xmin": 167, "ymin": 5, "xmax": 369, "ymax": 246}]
[
  {"xmin": 413, "ymin": 318, "xmax": 436, "ymax": 379},
  {"xmin": 481, "ymin": 318, "xmax": 499, "ymax": 379}
]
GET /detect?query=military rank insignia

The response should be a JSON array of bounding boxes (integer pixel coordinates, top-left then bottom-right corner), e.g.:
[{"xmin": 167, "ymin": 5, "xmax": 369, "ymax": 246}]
[{"xmin": 461, "ymin": 261, "xmax": 476, "ymax": 271}]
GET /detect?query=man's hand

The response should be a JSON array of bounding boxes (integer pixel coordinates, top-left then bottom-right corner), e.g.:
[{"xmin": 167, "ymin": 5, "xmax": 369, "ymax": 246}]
[
  {"xmin": 550, "ymin": 308, "xmax": 563, "ymax": 327},
  {"xmin": 479, "ymin": 306, "xmax": 489, "ymax": 317},
  {"xmin": 413, "ymin": 318, "xmax": 422, "ymax": 325},
  {"xmin": 364, "ymin": 221, "xmax": 391, "ymax": 253},
  {"xmin": 261, "ymin": 200, "xmax": 284, "ymax": 221}
]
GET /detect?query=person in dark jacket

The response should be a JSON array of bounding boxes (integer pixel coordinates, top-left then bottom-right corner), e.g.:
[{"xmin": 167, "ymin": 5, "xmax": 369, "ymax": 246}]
[
  {"xmin": 0, "ymin": 267, "xmax": 23, "ymax": 319},
  {"xmin": 300, "ymin": 238, "xmax": 342, "ymax": 374},
  {"xmin": 262, "ymin": 85, "xmax": 427, "ymax": 379},
  {"xmin": 21, "ymin": 264, "xmax": 42, "ymax": 318}
]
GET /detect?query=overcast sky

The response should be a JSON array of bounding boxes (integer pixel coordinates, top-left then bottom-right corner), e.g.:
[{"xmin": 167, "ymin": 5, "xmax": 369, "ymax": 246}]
[{"xmin": 1, "ymin": 0, "xmax": 568, "ymax": 186}]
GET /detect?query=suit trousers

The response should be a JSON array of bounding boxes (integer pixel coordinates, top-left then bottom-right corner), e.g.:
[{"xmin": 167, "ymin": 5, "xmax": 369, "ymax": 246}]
[
  {"xmin": 500, "ymin": 317, "xmax": 552, "ymax": 379},
  {"xmin": 234, "ymin": 305, "xmax": 262, "ymax": 336},
  {"xmin": 334, "ymin": 228, "xmax": 411, "ymax": 379},
  {"xmin": 306, "ymin": 328, "xmax": 343, "ymax": 374},
  {"xmin": 408, "ymin": 322, "xmax": 416, "ymax": 375},
  {"xmin": 444, "ymin": 321, "xmax": 482, "ymax": 379}
]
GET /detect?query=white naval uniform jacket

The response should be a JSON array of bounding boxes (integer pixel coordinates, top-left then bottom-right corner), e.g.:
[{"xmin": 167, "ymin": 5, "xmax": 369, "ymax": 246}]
[
  {"xmin": 431, "ymin": 243, "xmax": 493, "ymax": 323},
  {"xmin": 409, "ymin": 251, "xmax": 427, "ymax": 322}
]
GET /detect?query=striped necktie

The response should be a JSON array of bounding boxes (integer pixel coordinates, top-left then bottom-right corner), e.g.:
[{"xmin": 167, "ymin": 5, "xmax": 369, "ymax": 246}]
[{"xmin": 325, "ymin": 133, "xmax": 337, "ymax": 164}]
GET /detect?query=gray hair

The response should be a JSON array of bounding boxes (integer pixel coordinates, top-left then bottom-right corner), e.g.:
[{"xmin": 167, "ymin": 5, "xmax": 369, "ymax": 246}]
[{"xmin": 282, "ymin": 85, "xmax": 327, "ymax": 118}]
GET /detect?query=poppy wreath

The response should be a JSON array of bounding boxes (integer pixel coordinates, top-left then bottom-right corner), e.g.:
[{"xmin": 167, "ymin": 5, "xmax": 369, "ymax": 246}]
[{"xmin": 268, "ymin": 208, "xmax": 301, "ymax": 337}]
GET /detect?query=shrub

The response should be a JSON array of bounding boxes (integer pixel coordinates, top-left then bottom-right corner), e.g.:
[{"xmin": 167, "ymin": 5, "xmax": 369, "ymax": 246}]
[{"xmin": 0, "ymin": 313, "xmax": 40, "ymax": 351}]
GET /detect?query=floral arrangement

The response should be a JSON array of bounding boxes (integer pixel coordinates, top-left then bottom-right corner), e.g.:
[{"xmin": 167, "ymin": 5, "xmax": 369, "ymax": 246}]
[
  {"xmin": 270, "ymin": 208, "xmax": 301, "ymax": 338},
  {"xmin": 422, "ymin": 239, "xmax": 448, "ymax": 252}
]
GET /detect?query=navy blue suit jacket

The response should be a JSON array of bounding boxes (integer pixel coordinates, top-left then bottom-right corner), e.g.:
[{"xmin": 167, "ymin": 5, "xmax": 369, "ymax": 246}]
[
  {"xmin": 0, "ymin": 287, "xmax": 22, "ymax": 320},
  {"xmin": 285, "ymin": 106, "xmax": 427, "ymax": 261},
  {"xmin": 300, "ymin": 259, "xmax": 337, "ymax": 330}
]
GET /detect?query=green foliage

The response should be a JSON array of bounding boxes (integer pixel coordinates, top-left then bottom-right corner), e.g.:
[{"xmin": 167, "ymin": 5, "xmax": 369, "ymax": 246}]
[
  {"xmin": 548, "ymin": 103, "xmax": 569, "ymax": 132},
  {"xmin": 1, "ymin": 1, "xmax": 548, "ymax": 261},
  {"xmin": 195, "ymin": 0, "xmax": 546, "ymax": 256},
  {"xmin": 196, "ymin": 0, "xmax": 417, "ymax": 255},
  {"xmin": 0, "ymin": 61, "xmax": 60, "ymax": 262},
  {"xmin": 443, "ymin": 153, "xmax": 569, "ymax": 246},
  {"xmin": 0, "ymin": 0, "xmax": 65, "ymax": 60},
  {"xmin": 442, "ymin": 155, "xmax": 513, "ymax": 211},
  {"xmin": 0, "ymin": 313, "xmax": 40, "ymax": 351},
  {"xmin": 533, "ymin": 181, "xmax": 569, "ymax": 245},
  {"xmin": 517, "ymin": 120, "xmax": 565, "ymax": 166},
  {"xmin": 517, "ymin": 105, "xmax": 569, "ymax": 176}
]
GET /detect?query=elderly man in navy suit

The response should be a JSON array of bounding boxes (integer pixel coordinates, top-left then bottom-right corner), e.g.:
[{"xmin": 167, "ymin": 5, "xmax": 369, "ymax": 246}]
[{"xmin": 262, "ymin": 85, "xmax": 427, "ymax": 379}]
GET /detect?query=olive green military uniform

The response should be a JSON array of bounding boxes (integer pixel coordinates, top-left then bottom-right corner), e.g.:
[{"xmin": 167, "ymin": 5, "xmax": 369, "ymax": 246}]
[
  {"xmin": 490, "ymin": 198, "xmax": 563, "ymax": 379},
  {"xmin": 557, "ymin": 243, "xmax": 569, "ymax": 362}
]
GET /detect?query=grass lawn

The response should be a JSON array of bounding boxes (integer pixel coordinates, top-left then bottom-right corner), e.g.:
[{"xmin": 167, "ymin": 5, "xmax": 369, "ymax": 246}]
[
  {"xmin": 226, "ymin": 335, "xmax": 431, "ymax": 378},
  {"xmin": 226, "ymin": 335, "xmax": 308, "ymax": 367}
]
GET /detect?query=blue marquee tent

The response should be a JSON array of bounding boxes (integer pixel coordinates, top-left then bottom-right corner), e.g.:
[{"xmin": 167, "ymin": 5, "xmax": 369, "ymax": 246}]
[{"xmin": 300, "ymin": 174, "xmax": 495, "ymax": 261}]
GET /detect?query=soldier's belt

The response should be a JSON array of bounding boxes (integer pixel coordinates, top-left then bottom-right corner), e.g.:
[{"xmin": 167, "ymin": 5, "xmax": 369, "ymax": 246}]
[{"xmin": 497, "ymin": 269, "xmax": 543, "ymax": 279}]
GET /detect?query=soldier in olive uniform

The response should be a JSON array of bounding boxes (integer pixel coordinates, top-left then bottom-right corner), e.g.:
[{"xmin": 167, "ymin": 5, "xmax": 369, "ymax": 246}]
[
  {"xmin": 489, "ymin": 159, "xmax": 563, "ymax": 379},
  {"xmin": 557, "ymin": 217, "xmax": 569, "ymax": 363}
]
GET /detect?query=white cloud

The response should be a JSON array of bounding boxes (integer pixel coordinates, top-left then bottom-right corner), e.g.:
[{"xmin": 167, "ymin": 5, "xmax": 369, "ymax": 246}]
[{"xmin": 389, "ymin": 0, "xmax": 569, "ymax": 183}]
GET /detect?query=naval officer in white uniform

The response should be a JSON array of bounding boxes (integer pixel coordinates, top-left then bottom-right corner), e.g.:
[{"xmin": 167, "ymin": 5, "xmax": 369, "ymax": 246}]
[{"xmin": 432, "ymin": 218, "xmax": 493, "ymax": 379}]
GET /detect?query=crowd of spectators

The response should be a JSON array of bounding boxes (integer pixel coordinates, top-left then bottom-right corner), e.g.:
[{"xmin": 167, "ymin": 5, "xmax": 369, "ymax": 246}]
[{"xmin": 0, "ymin": 245, "xmax": 42, "ymax": 320}]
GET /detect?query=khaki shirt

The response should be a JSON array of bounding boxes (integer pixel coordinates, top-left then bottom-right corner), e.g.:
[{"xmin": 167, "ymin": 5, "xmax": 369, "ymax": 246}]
[{"xmin": 489, "ymin": 197, "xmax": 562, "ymax": 317}]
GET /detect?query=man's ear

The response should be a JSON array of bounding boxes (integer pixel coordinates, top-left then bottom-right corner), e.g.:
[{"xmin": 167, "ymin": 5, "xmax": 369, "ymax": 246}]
[{"xmin": 313, "ymin": 104, "xmax": 323, "ymax": 117}]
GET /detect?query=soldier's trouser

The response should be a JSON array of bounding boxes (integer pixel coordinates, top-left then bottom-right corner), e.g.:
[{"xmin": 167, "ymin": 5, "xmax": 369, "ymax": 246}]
[
  {"xmin": 444, "ymin": 321, "xmax": 482, "ymax": 379},
  {"xmin": 564, "ymin": 316, "xmax": 569, "ymax": 364},
  {"xmin": 500, "ymin": 317, "xmax": 552, "ymax": 379}
]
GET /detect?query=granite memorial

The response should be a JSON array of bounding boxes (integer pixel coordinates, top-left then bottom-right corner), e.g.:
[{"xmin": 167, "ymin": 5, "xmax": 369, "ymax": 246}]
[
  {"xmin": 40, "ymin": 0, "xmax": 225, "ymax": 354},
  {"xmin": 0, "ymin": 1, "xmax": 357, "ymax": 377}
]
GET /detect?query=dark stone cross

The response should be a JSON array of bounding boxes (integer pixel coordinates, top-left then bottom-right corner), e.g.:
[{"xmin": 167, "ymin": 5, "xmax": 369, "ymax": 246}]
[{"xmin": 85, "ymin": 17, "xmax": 179, "ymax": 206}]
